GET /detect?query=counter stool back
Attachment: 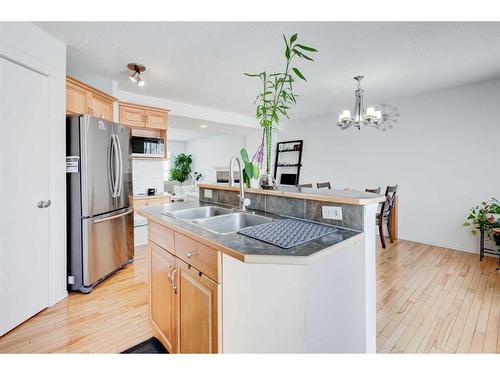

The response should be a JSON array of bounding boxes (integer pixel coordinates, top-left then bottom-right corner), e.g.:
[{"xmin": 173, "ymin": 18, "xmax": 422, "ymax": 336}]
[{"xmin": 377, "ymin": 185, "xmax": 398, "ymax": 249}]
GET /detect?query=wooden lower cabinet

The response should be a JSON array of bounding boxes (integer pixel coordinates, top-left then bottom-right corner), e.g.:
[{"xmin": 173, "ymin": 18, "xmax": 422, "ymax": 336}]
[
  {"xmin": 177, "ymin": 259, "xmax": 219, "ymax": 353},
  {"xmin": 149, "ymin": 234, "xmax": 221, "ymax": 354},
  {"xmin": 150, "ymin": 242, "xmax": 177, "ymax": 353}
]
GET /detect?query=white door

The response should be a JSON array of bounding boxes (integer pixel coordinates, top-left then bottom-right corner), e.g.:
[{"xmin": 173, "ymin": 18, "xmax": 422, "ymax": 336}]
[{"xmin": 0, "ymin": 57, "xmax": 50, "ymax": 336}]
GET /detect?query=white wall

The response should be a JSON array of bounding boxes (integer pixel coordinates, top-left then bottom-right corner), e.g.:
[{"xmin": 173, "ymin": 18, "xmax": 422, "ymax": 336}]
[
  {"xmin": 185, "ymin": 134, "xmax": 247, "ymax": 182},
  {"xmin": 167, "ymin": 140, "xmax": 186, "ymax": 161},
  {"xmin": 277, "ymin": 80, "xmax": 500, "ymax": 253},
  {"xmin": 0, "ymin": 23, "xmax": 66, "ymax": 304}
]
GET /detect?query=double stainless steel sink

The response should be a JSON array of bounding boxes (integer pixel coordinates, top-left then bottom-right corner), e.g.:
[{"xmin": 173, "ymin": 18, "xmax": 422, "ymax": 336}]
[{"xmin": 163, "ymin": 206, "xmax": 273, "ymax": 234}]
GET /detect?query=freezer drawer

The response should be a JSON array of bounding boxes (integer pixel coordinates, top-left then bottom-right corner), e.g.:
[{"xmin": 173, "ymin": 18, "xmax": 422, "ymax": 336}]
[{"xmin": 82, "ymin": 207, "xmax": 134, "ymax": 286}]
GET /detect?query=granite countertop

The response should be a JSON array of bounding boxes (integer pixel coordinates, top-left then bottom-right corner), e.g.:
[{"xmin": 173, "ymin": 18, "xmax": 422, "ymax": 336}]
[
  {"xmin": 197, "ymin": 183, "xmax": 386, "ymax": 206},
  {"xmin": 138, "ymin": 200, "xmax": 363, "ymax": 265}
]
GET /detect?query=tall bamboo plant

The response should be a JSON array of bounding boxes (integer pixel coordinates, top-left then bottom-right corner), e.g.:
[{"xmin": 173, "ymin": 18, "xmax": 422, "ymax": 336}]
[{"xmin": 245, "ymin": 33, "xmax": 317, "ymax": 184}]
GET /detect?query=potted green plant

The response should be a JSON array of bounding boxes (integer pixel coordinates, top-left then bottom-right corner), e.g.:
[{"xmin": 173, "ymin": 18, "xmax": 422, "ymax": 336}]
[
  {"xmin": 464, "ymin": 198, "xmax": 500, "ymax": 246},
  {"xmin": 240, "ymin": 148, "xmax": 260, "ymax": 188},
  {"xmin": 245, "ymin": 33, "xmax": 317, "ymax": 189},
  {"xmin": 170, "ymin": 153, "xmax": 193, "ymax": 192}
]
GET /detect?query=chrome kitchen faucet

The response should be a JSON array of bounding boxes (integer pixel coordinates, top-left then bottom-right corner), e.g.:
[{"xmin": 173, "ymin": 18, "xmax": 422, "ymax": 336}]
[{"xmin": 229, "ymin": 156, "xmax": 251, "ymax": 211}]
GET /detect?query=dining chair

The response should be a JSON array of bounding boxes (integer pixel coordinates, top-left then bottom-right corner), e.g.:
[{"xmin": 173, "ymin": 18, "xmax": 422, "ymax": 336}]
[
  {"xmin": 298, "ymin": 183, "xmax": 313, "ymax": 188},
  {"xmin": 365, "ymin": 187, "xmax": 381, "ymax": 194},
  {"xmin": 377, "ymin": 185, "xmax": 398, "ymax": 249},
  {"xmin": 317, "ymin": 182, "xmax": 331, "ymax": 189}
]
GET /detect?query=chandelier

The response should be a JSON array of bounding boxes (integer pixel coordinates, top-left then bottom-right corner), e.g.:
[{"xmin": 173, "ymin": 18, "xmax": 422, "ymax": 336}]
[{"xmin": 337, "ymin": 75, "xmax": 382, "ymax": 130}]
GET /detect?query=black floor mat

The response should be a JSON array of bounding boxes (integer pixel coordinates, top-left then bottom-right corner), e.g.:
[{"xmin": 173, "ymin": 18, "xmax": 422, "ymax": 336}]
[{"xmin": 121, "ymin": 337, "xmax": 168, "ymax": 354}]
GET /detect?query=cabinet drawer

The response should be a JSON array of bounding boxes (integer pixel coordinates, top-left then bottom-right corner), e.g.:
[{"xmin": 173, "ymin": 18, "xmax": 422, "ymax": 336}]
[
  {"xmin": 149, "ymin": 221, "xmax": 174, "ymax": 254},
  {"xmin": 174, "ymin": 233, "xmax": 220, "ymax": 282},
  {"xmin": 133, "ymin": 197, "xmax": 170, "ymax": 211}
]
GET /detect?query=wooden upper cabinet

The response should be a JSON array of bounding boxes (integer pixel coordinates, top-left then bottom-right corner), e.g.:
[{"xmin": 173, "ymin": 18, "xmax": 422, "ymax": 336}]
[
  {"xmin": 119, "ymin": 102, "xmax": 169, "ymax": 129},
  {"xmin": 177, "ymin": 259, "xmax": 219, "ymax": 354},
  {"xmin": 66, "ymin": 79, "xmax": 88, "ymax": 115},
  {"xmin": 66, "ymin": 76, "xmax": 116, "ymax": 121},
  {"xmin": 90, "ymin": 94, "xmax": 113, "ymax": 121},
  {"xmin": 119, "ymin": 104, "xmax": 145, "ymax": 128},
  {"xmin": 150, "ymin": 242, "xmax": 177, "ymax": 354},
  {"xmin": 145, "ymin": 109, "xmax": 168, "ymax": 129}
]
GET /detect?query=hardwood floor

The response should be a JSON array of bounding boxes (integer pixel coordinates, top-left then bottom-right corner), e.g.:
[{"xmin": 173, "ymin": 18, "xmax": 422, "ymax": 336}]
[
  {"xmin": 0, "ymin": 240, "xmax": 499, "ymax": 353},
  {"xmin": 377, "ymin": 240, "xmax": 500, "ymax": 353},
  {"xmin": 0, "ymin": 245, "xmax": 153, "ymax": 353}
]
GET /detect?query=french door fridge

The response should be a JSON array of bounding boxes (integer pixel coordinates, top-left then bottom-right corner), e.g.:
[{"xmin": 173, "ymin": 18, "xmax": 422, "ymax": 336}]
[{"xmin": 66, "ymin": 115, "xmax": 133, "ymax": 293}]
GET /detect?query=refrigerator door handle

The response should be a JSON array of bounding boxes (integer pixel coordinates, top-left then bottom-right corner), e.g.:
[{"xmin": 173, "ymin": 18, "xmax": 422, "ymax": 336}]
[
  {"xmin": 92, "ymin": 208, "xmax": 133, "ymax": 224},
  {"xmin": 111, "ymin": 134, "xmax": 120, "ymax": 197},
  {"xmin": 108, "ymin": 134, "xmax": 115, "ymax": 197},
  {"xmin": 115, "ymin": 133, "xmax": 124, "ymax": 197}
]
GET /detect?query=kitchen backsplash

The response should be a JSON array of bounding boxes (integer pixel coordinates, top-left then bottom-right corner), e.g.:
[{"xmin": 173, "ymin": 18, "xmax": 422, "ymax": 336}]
[
  {"xmin": 199, "ymin": 187, "xmax": 364, "ymax": 231},
  {"xmin": 132, "ymin": 159, "xmax": 165, "ymax": 195}
]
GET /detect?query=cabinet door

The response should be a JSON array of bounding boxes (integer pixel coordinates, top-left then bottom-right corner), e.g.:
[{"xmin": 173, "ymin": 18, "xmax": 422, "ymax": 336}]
[
  {"xmin": 177, "ymin": 260, "xmax": 219, "ymax": 353},
  {"xmin": 66, "ymin": 81, "xmax": 88, "ymax": 115},
  {"xmin": 90, "ymin": 94, "xmax": 113, "ymax": 121},
  {"xmin": 119, "ymin": 105, "xmax": 145, "ymax": 127},
  {"xmin": 145, "ymin": 109, "xmax": 168, "ymax": 129},
  {"xmin": 150, "ymin": 242, "xmax": 177, "ymax": 353}
]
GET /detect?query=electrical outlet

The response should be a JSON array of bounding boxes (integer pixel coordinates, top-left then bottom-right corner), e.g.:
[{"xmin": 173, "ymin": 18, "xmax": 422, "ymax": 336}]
[
  {"xmin": 204, "ymin": 189, "xmax": 213, "ymax": 199},
  {"xmin": 322, "ymin": 206, "xmax": 342, "ymax": 220}
]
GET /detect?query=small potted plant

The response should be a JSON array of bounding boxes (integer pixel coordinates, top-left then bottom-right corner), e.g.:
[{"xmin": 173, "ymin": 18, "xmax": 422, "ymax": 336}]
[
  {"xmin": 170, "ymin": 153, "xmax": 192, "ymax": 193},
  {"xmin": 240, "ymin": 148, "xmax": 260, "ymax": 189},
  {"xmin": 464, "ymin": 198, "xmax": 500, "ymax": 246}
]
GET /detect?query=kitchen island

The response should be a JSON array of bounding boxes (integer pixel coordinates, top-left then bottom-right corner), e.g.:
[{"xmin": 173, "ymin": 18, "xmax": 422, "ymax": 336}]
[{"xmin": 139, "ymin": 184, "xmax": 385, "ymax": 353}]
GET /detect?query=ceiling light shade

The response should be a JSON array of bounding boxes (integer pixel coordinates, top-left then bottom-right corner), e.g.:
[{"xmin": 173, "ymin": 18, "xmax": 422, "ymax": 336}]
[
  {"xmin": 127, "ymin": 63, "xmax": 146, "ymax": 86},
  {"xmin": 200, "ymin": 124, "xmax": 208, "ymax": 128}
]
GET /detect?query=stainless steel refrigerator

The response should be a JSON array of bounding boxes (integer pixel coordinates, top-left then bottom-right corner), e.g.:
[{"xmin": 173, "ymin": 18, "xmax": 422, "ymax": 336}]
[{"xmin": 66, "ymin": 115, "xmax": 133, "ymax": 293}]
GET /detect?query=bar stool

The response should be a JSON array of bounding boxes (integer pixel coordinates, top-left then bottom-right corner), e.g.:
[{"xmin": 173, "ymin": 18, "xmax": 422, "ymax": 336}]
[{"xmin": 377, "ymin": 185, "xmax": 398, "ymax": 249}]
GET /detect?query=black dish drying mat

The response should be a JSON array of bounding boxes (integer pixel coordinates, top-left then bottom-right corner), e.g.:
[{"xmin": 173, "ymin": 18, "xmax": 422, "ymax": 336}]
[
  {"xmin": 238, "ymin": 218, "xmax": 338, "ymax": 249},
  {"xmin": 121, "ymin": 337, "xmax": 168, "ymax": 354}
]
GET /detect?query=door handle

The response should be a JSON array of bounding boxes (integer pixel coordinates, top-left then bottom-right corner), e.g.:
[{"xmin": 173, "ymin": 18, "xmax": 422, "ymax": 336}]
[
  {"xmin": 167, "ymin": 265, "xmax": 174, "ymax": 288},
  {"xmin": 111, "ymin": 135, "xmax": 120, "ymax": 197},
  {"xmin": 171, "ymin": 268, "xmax": 178, "ymax": 293},
  {"xmin": 115, "ymin": 134, "xmax": 123, "ymax": 197},
  {"xmin": 37, "ymin": 200, "xmax": 51, "ymax": 208},
  {"xmin": 92, "ymin": 208, "xmax": 133, "ymax": 224}
]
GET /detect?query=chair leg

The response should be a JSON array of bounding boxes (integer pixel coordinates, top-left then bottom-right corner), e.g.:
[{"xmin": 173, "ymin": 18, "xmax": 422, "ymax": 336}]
[
  {"xmin": 379, "ymin": 223, "xmax": 386, "ymax": 249},
  {"xmin": 387, "ymin": 222, "xmax": 394, "ymax": 243}
]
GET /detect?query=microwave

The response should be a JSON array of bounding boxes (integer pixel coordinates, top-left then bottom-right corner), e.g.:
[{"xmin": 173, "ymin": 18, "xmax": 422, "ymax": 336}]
[{"xmin": 131, "ymin": 136, "xmax": 165, "ymax": 158}]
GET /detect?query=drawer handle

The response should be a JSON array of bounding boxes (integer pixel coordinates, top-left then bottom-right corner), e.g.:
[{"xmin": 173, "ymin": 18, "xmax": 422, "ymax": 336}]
[{"xmin": 186, "ymin": 251, "xmax": 199, "ymax": 259}]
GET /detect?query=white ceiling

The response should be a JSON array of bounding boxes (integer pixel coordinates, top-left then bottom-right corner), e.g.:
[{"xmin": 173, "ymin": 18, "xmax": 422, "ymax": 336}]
[
  {"xmin": 37, "ymin": 22, "xmax": 500, "ymax": 119},
  {"xmin": 168, "ymin": 115, "xmax": 261, "ymax": 142}
]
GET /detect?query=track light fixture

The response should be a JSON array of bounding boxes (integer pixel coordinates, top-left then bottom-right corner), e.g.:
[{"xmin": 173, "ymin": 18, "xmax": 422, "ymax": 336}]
[{"xmin": 127, "ymin": 63, "xmax": 146, "ymax": 87}]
